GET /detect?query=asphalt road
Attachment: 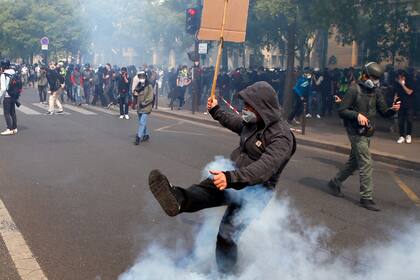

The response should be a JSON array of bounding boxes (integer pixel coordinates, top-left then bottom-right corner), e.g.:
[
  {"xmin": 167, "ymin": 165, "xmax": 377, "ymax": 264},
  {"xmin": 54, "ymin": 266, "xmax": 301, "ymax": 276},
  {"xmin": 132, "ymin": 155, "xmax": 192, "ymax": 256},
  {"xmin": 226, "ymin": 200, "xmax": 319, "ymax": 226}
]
[{"xmin": 0, "ymin": 89, "xmax": 419, "ymax": 280}]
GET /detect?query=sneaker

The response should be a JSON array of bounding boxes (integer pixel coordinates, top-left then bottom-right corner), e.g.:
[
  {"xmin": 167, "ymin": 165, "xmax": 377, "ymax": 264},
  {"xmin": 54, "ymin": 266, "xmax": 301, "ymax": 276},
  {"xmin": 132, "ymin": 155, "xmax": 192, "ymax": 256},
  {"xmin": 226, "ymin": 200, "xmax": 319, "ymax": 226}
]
[
  {"xmin": 1, "ymin": 129, "xmax": 15, "ymax": 136},
  {"xmin": 328, "ymin": 180, "xmax": 344, "ymax": 197},
  {"xmin": 149, "ymin": 170, "xmax": 183, "ymax": 217},
  {"xmin": 46, "ymin": 111, "xmax": 54, "ymax": 115},
  {"xmin": 13, "ymin": 129, "xmax": 18, "ymax": 134},
  {"xmin": 316, "ymin": 114, "xmax": 321, "ymax": 119},
  {"xmin": 293, "ymin": 118, "xmax": 301, "ymax": 125},
  {"xmin": 397, "ymin": 136, "xmax": 405, "ymax": 144},
  {"xmin": 124, "ymin": 114, "xmax": 129, "ymax": 120},
  {"xmin": 119, "ymin": 115, "xmax": 124, "ymax": 119},
  {"xmin": 305, "ymin": 113, "xmax": 312, "ymax": 118},
  {"xmin": 56, "ymin": 110, "xmax": 64, "ymax": 114},
  {"xmin": 406, "ymin": 135, "xmax": 412, "ymax": 144},
  {"xmin": 360, "ymin": 198, "xmax": 380, "ymax": 211}
]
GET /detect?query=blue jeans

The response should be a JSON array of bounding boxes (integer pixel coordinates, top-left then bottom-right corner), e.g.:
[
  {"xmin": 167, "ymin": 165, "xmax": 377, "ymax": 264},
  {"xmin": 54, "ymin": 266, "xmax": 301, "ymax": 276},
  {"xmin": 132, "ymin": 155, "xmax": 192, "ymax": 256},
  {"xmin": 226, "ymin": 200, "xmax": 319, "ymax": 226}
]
[
  {"xmin": 137, "ymin": 113, "xmax": 149, "ymax": 139},
  {"xmin": 73, "ymin": 85, "xmax": 82, "ymax": 104}
]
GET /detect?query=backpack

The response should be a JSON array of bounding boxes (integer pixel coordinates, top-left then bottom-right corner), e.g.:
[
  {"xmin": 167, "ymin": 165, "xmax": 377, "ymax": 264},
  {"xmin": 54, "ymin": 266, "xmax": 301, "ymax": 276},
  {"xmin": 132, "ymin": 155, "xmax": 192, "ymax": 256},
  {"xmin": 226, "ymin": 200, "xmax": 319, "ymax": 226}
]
[{"xmin": 5, "ymin": 72, "xmax": 23, "ymax": 99}]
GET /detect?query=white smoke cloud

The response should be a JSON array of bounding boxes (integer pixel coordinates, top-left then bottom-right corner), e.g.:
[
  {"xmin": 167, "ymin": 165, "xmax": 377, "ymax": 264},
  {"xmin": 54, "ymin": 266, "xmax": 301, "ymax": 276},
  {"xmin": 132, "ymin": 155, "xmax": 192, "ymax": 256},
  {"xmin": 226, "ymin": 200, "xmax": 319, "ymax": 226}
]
[{"xmin": 119, "ymin": 157, "xmax": 420, "ymax": 280}]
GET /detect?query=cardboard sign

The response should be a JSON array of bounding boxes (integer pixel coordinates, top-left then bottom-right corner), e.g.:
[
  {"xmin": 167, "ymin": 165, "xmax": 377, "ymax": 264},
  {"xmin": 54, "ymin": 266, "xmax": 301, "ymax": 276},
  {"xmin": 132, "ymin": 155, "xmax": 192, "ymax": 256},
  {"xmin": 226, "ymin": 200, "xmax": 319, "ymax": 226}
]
[{"xmin": 198, "ymin": 0, "xmax": 250, "ymax": 43}]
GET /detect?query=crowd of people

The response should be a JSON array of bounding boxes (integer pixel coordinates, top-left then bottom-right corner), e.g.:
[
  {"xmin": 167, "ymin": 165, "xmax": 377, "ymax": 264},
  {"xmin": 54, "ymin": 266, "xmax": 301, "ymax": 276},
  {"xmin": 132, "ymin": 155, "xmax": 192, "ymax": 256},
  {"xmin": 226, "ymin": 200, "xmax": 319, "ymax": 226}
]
[{"xmin": 1, "ymin": 59, "xmax": 418, "ymax": 143}]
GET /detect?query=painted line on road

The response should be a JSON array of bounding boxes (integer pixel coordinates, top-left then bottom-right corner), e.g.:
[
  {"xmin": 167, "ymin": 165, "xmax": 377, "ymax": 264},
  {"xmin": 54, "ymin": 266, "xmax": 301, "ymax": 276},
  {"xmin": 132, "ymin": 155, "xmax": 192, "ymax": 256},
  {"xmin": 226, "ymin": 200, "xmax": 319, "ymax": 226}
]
[
  {"xmin": 0, "ymin": 199, "xmax": 48, "ymax": 279},
  {"xmin": 85, "ymin": 105, "xmax": 119, "ymax": 115},
  {"xmin": 32, "ymin": 103, "xmax": 71, "ymax": 115},
  {"xmin": 17, "ymin": 105, "xmax": 42, "ymax": 115},
  {"xmin": 64, "ymin": 104, "xmax": 97, "ymax": 115},
  {"xmin": 156, "ymin": 129, "xmax": 205, "ymax": 136},
  {"xmin": 389, "ymin": 171, "xmax": 420, "ymax": 207},
  {"xmin": 155, "ymin": 122, "xmax": 184, "ymax": 132}
]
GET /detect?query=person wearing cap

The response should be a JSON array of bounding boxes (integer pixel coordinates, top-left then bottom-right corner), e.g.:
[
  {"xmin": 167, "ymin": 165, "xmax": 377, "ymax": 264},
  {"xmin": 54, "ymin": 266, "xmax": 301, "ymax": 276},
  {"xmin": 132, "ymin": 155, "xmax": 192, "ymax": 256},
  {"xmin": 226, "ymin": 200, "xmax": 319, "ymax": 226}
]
[
  {"xmin": 0, "ymin": 60, "xmax": 18, "ymax": 135},
  {"xmin": 133, "ymin": 71, "xmax": 153, "ymax": 145},
  {"xmin": 328, "ymin": 62, "xmax": 401, "ymax": 211}
]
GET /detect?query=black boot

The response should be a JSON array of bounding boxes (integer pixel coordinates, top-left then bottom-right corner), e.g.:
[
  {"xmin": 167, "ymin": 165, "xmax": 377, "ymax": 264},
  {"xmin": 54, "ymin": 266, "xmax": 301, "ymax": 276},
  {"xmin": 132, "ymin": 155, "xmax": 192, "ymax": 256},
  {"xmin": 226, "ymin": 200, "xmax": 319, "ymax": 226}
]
[
  {"xmin": 360, "ymin": 198, "xmax": 380, "ymax": 211},
  {"xmin": 328, "ymin": 180, "xmax": 344, "ymax": 197},
  {"xmin": 134, "ymin": 136, "xmax": 140, "ymax": 145},
  {"xmin": 142, "ymin": 135, "xmax": 150, "ymax": 142},
  {"xmin": 149, "ymin": 170, "xmax": 183, "ymax": 217}
]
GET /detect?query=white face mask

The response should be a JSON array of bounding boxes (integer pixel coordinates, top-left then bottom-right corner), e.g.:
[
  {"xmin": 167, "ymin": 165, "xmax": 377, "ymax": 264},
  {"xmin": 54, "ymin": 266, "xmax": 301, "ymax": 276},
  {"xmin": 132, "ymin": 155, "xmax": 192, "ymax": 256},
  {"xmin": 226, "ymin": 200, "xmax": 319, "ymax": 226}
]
[
  {"xmin": 139, "ymin": 79, "xmax": 145, "ymax": 84},
  {"xmin": 242, "ymin": 109, "xmax": 257, "ymax": 124},
  {"xmin": 364, "ymin": 78, "xmax": 380, "ymax": 89}
]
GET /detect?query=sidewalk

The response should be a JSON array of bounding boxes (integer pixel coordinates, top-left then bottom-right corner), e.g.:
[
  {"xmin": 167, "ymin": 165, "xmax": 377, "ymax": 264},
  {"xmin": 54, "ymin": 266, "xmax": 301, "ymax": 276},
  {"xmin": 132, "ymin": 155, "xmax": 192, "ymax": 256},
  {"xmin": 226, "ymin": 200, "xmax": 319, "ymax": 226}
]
[{"xmin": 151, "ymin": 105, "xmax": 420, "ymax": 170}]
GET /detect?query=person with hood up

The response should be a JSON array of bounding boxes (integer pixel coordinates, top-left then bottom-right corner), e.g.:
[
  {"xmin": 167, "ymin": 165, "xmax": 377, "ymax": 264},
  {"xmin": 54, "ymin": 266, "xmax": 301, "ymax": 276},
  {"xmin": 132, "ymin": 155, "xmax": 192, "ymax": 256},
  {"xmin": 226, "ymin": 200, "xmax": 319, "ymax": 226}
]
[
  {"xmin": 148, "ymin": 81, "xmax": 296, "ymax": 273},
  {"xmin": 133, "ymin": 71, "xmax": 154, "ymax": 145}
]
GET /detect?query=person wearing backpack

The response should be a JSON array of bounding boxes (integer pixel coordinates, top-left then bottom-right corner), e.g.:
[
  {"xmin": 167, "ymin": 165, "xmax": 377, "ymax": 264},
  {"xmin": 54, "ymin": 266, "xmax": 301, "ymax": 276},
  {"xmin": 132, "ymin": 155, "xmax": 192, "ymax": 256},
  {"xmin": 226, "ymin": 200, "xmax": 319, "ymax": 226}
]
[
  {"xmin": 37, "ymin": 65, "xmax": 48, "ymax": 104},
  {"xmin": 0, "ymin": 60, "xmax": 19, "ymax": 135},
  {"xmin": 328, "ymin": 62, "xmax": 401, "ymax": 211}
]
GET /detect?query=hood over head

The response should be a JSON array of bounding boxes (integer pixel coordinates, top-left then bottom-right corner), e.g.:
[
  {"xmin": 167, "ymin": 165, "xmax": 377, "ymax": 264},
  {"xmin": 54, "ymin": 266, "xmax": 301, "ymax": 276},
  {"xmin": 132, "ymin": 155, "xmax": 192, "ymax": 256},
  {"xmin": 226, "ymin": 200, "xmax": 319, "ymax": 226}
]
[{"xmin": 238, "ymin": 81, "xmax": 282, "ymax": 127}]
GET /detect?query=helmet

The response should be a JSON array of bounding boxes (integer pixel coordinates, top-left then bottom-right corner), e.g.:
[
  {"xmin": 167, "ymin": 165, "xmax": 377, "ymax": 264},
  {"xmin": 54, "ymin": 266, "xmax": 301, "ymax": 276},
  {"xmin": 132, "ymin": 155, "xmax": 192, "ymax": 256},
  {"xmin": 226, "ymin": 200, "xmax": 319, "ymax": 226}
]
[
  {"xmin": 0, "ymin": 59, "xmax": 11, "ymax": 69},
  {"xmin": 362, "ymin": 62, "xmax": 384, "ymax": 79}
]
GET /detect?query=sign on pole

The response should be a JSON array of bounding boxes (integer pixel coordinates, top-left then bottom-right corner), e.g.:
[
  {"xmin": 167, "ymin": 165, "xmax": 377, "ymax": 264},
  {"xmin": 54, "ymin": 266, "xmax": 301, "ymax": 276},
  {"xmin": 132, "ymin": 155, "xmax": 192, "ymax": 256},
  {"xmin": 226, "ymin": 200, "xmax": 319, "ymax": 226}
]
[
  {"xmin": 198, "ymin": 43, "xmax": 208, "ymax": 54},
  {"xmin": 40, "ymin": 37, "xmax": 49, "ymax": 46},
  {"xmin": 198, "ymin": 0, "xmax": 250, "ymax": 43},
  {"xmin": 40, "ymin": 37, "xmax": 49, "ymax": 51}
]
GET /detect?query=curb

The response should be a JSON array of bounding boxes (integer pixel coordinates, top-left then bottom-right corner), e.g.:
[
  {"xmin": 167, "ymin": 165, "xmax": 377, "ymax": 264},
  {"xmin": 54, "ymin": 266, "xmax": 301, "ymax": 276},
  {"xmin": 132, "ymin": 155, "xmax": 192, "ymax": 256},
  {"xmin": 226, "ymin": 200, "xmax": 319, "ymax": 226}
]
[{"xmin": 153, "ymin": 109, "xmax": 420, "ymax": 171}]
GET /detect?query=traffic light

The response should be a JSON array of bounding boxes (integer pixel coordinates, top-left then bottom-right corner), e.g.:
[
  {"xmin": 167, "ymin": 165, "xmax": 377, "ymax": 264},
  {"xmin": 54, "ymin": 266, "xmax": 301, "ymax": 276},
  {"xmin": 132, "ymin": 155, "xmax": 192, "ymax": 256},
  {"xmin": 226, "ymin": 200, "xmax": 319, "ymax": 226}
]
[{"xmin": 186, "ymin": 8, "xmax": 200, "ymax": 35}]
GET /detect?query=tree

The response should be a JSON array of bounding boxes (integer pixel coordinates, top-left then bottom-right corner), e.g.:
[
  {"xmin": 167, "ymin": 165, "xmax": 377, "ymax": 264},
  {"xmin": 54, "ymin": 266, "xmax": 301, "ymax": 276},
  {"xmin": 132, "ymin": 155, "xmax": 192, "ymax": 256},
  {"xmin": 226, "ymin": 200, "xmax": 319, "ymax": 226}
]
[{"xmin": 0, "ymin": 0, "xmax": 88, "ymax": 62}]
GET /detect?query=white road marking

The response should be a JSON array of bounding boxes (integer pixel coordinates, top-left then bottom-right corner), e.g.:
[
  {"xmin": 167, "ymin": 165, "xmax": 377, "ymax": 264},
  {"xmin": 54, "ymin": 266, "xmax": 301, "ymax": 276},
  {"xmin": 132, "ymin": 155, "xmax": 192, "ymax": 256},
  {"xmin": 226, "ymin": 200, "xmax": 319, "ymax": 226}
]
[
  {"xmin": 0, "ymin": 108, "xmax": 3, "ymax": 115},
  {"xmin": 157, "ymin": 129, "xmax": 205, "ymax": 136},
  {"xmin": 32, "ymin": 103, "xmax": 71, "ymax": 115},
  {"xmin": 155, "ymin": 122, "xmax": 184, "ymax": 132},
  {"xmin": 16, "ymin": 105, "xmax": 42, "ymax": 115},
  {"xmin": 63, "ymin": 104, "xmax": 97, "ymax": 115},
  {"xmin": 85, "ymin": 105, "xmax": 119, "ymax": 115},
  {"xmin": 0, "ymin": 199, "xmax": 48, "ymax": 279}
]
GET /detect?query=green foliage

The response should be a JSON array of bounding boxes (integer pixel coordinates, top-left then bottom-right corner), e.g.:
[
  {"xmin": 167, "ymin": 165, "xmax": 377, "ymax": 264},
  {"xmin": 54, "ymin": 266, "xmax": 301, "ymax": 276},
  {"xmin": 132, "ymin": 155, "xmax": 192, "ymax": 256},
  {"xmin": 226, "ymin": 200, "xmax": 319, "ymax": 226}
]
[{"xmin": 0, "ymin": 0, "xmax": 87, "ymax": 61}]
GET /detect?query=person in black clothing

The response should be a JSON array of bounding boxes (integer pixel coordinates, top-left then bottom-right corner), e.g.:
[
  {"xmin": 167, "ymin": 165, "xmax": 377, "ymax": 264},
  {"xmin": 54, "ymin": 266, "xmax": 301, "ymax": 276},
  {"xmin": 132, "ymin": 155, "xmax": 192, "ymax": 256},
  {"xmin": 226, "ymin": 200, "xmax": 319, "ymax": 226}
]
[
  {"xmin": 46, "ymin": 63, "xmax": 65, "ymax": 115},
  {"xmin": 394, "ymin": 70, "xmax": 415, "ymax": 144},
  {"xmin": 148, "ymin": 82, "xmax": 296, "ymax": 274},
  {"xmin": 92, "ymin": 66, "xmax": 107, "ymax": 107},
  {"xmin": 0, "ymin": 60, "xmax": 18, "ymax": 135},
  {"xmin": 117, "ymin": 67, "xmax": 131, "ymax": 119}
]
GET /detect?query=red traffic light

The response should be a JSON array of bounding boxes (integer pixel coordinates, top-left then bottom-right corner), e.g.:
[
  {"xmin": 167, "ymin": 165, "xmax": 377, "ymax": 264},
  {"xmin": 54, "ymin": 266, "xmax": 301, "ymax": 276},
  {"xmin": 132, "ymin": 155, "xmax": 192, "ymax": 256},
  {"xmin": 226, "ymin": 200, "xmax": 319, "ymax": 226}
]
[{"xmin": 187, "ymin": 8, "xmax": 197, "ymax": 16}]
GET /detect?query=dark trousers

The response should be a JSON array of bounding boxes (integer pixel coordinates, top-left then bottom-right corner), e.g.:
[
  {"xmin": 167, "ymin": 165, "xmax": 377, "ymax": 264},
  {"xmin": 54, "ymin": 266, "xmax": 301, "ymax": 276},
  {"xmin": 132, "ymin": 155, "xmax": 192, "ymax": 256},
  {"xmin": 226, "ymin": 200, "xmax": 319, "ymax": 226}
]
[
  {"xmin": 105, "ymin": 85, "xmax": 116, "ymax": 105},
  {"xmin": 83, "ymin": 84, "xmax": 91, "ymax": 104},
  {"xmin": 288, "ymin": 95, "xmax": 304, "ymax": 122},
  {"xmin": 176, "ymin": 179, "xmax": 274, "ymax": 273},
  {"xmin": 178, "ymin": 86, "xmax": 186, "ymax": 108},
  {"xmin": 3, "ymin": 97, "xmax": 17, "ymax": 130},
  {"xmin": 119, "ymin": 94, "xmax": 129, "ymax": 115},
  {"xmin": 38, "ymin": 85, "xmax": 48, "ymax": 103},
  {"xmin": 92, "ymin": 86, "xmax": 107, "ymax": 106},
  {"xmin": 398, "ymin": 108, "xmax": 413, "ymax": 137}
]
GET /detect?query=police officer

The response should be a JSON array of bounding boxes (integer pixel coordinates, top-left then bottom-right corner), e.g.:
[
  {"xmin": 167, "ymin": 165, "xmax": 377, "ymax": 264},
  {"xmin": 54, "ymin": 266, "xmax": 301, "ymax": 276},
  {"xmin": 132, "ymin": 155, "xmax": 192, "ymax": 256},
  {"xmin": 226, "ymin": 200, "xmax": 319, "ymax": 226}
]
[
  {"xmin": 148, "ymin": 81, "xmax": 296, "ymax": 273},
  {"xmin": 328, "ymin": 62, "xmax": 400, "ymax": 211}
]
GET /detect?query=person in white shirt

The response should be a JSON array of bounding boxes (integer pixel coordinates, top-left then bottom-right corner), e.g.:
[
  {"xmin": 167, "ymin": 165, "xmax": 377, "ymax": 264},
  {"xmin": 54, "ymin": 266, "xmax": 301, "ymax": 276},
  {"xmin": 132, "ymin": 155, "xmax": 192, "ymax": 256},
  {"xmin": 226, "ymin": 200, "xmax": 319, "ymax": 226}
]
[{"xmin": 0, "ymin": 60, "xmax": 18, "ymax": 135}]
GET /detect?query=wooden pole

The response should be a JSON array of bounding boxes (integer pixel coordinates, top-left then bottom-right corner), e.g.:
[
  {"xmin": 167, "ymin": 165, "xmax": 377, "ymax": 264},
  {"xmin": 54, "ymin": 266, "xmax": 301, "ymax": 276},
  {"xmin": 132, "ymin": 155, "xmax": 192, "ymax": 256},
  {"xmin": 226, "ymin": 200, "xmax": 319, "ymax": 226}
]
[{"xmin": 210, "ymin": 0, "xmax": 229, "ymax": 100}]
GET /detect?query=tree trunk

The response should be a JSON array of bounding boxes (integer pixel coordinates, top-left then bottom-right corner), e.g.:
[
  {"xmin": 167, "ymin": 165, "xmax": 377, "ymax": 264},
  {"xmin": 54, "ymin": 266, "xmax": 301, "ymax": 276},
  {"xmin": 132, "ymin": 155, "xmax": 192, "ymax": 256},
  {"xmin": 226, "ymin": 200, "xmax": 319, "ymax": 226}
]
[{"xmin": 283, "ymin": 21, "xmax": 297, "ymax": 116}]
